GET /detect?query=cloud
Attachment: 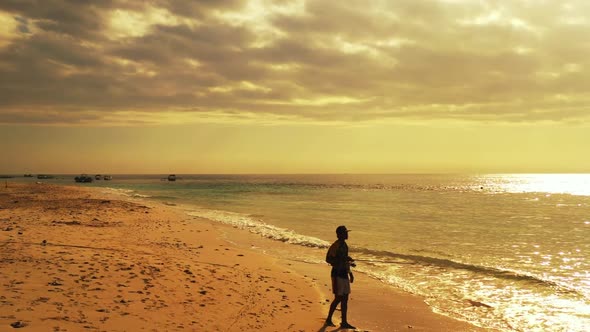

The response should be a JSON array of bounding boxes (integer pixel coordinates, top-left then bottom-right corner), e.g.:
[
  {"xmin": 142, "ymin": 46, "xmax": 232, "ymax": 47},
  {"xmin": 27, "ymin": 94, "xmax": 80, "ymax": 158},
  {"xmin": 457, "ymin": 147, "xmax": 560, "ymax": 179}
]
[{"xmin": 0, "ymin": 0, "xmax": 589, "ymax": 125}]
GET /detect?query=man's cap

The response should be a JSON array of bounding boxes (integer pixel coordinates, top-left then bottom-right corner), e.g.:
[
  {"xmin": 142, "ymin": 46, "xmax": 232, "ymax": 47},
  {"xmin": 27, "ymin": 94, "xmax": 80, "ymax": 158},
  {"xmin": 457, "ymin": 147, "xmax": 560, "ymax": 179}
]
[{"xmin": 336, "ymin": 225, "xmax": 350, "ymax": 235}]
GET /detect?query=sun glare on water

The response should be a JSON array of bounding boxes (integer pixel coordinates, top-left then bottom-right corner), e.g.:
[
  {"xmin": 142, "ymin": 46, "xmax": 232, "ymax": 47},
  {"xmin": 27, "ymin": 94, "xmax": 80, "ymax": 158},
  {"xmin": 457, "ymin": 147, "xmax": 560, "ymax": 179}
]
[{"xmin": 483, "ymin": 174, "xmax": 590, "ymax": 196}]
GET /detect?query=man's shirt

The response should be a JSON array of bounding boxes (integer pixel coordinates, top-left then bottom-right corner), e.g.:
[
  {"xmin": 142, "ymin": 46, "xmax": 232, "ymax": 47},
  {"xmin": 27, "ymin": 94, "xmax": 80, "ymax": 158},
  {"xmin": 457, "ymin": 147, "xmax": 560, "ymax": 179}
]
[{"xmin": 326, "ymin": 239, "xmax": 349, "ymax": 278}]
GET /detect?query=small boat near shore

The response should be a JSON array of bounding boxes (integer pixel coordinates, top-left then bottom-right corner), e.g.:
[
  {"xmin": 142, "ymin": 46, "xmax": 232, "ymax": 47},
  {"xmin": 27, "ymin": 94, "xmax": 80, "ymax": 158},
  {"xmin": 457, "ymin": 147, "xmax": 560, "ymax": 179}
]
[
  {"xmin": 75, "ymin": 174, "xmax": 93, "ymax": 183},
  {"xmin": 103, "ymin": 175, "xmax": 112, "ymax": 180},
  {"xmin": 167, "ymin": 174, "xmax": 176, "ymax": 181}
]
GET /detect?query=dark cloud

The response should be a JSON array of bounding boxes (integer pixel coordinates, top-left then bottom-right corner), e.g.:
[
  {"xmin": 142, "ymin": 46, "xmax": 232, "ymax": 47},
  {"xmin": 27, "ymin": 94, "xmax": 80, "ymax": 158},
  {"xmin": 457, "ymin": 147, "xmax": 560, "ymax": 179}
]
[
  {"xmin": 0, "ymin": 0, "xmax": 589, "ymax": 125},
  {"xmin": 15, "ymin": 16, "xmax": 30, "ymax": 34},
  {"xmin": 160, "ymin": 0, "xmax": 245, "ymax": 19},
  {"xmin": 0, "ymin": 0, "xmax": 113, "ymax": 40}
]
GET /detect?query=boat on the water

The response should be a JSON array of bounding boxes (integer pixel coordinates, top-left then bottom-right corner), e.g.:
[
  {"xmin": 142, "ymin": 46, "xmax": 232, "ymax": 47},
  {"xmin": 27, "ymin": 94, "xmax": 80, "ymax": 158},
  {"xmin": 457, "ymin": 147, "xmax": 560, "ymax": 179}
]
[
  {"xmin": 75, "ymin": 174, "xmax": 93, "ymax": 183},
  {"xmin": 167, "ymin": 174, "xmax": 176, "ymax": 181},
  {"xmin": 103, "ymin": 175, "xmax": 112, "ymax": 180},
  {"xmin": 95, "ymin": 174, "xmax": 101, "ymax": 180}
]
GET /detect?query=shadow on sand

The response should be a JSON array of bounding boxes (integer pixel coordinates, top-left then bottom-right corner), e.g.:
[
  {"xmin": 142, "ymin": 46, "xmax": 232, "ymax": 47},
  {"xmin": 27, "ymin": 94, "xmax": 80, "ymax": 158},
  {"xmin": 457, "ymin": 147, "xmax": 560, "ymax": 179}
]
[
  {"xmin": 317, "ymin": 325, "xmax": 341, "ymax": 332},
  {"xmin": 317, "ymin": 322, "xmax": 361, "ymax": 332}
]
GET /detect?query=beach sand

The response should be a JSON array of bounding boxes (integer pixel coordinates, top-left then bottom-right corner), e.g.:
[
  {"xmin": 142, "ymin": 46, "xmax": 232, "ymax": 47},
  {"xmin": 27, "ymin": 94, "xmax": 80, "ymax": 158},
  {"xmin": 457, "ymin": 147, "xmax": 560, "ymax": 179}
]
[{"xmin": 1, "ymin": 183, "xmax": 492, "ymax": 331}]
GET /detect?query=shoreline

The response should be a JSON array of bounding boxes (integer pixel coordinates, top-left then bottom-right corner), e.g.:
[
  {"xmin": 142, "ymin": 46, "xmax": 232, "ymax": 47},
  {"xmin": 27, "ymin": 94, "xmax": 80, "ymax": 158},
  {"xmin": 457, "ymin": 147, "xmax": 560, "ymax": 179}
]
[
  {"xmin": 1, "ymin": 183, "xmax": 494, "ymax": 331},
  {"xmin": 209, "ymin": 215, "xmax": 495, "ymax": 332}
]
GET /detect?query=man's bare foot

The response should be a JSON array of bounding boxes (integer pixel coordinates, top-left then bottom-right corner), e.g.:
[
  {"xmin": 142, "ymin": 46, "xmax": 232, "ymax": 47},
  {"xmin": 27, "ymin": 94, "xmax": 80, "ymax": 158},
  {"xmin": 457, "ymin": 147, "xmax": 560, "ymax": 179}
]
[{"xmin": 340, "ymin": 322, "xmax": 356, "ymax": 329}]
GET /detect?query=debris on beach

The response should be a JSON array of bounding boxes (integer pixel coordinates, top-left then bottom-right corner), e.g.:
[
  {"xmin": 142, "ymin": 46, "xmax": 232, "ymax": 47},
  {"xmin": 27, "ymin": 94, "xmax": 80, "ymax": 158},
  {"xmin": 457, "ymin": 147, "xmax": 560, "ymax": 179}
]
[
  {"xmin": 10, "ymin": 321, "xmax": 26, "ymax": 328},
  {"xmin": 467, "ymin": 299, "xmax": 493, "ymax": 308}
]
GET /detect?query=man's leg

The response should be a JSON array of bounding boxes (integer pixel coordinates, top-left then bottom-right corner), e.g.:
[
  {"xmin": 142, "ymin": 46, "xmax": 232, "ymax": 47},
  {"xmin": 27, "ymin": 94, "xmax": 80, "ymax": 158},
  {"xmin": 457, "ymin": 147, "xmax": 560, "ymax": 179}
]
[
  {"xmin": 340, "ymin": 294, "xmax": 356, "ymax": 329},
  {"xmin": 325, "ymin": 295, "xmax": 342, "ymax": 326},
  {"xmin": 341, "ymin": 294, "xmax": 348, "ymax": 323}
]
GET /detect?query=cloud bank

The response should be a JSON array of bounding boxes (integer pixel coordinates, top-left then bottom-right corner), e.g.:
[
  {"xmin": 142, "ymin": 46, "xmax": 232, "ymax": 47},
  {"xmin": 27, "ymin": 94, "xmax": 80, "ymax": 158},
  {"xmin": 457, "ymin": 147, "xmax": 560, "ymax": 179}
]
[{"xmin": 1, "ymin": 0, "xmax": 589, "ymax": 125}]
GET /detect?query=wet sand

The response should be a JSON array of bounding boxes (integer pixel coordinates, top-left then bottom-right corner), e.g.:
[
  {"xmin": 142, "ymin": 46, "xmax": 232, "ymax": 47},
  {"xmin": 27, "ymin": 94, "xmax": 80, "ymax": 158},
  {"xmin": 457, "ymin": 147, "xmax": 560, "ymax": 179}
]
[{"xmin": 1, "ymin": 183, "xmax": 492, "ymax": 331}]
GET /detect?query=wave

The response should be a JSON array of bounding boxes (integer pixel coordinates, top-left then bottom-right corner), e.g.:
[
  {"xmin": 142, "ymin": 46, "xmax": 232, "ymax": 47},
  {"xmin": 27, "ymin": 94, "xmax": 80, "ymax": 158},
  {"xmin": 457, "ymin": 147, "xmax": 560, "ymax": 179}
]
[
  {"xmin": 234, "ymin": 182, "xmax": 470, "ymax": 193},
  {"xmin": 102, "ymin": 187, "xmax": 182, "ymax": 200},
  {"xmin": 102, "ymin": 187, "xmax": 134, "ymax": 196},
  {"xmin": 102, "ymin": 187, "xmax": 152, "ymax": 198},
  {"xmin": 186, "ymin": 208, "xmax": 330, "ymax": 249},
  {"xmin": 184, "ymin": 205, "xmax": 582, "ymax": 298},
  {"xmin": 352, "ymin": 247, "xmax": 585, "ymax": 297},
  {"xmin": 148, "ymin": 195, "xmax": 178, "ymax": 200}
]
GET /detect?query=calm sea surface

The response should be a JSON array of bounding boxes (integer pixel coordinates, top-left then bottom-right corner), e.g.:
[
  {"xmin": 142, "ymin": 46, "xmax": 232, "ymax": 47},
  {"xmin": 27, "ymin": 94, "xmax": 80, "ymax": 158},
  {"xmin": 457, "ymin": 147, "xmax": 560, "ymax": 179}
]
[{"xmin": 14, "ymin": 174, "xmax": 590, "ymax": 331}]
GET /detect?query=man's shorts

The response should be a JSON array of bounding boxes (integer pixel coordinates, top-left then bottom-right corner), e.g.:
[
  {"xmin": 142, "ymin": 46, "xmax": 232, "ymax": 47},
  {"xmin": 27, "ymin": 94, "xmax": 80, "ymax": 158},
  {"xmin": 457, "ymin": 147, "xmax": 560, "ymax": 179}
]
[{"xmin": 331, "ymin": 276, "xmax": 351, "ymax": 296}]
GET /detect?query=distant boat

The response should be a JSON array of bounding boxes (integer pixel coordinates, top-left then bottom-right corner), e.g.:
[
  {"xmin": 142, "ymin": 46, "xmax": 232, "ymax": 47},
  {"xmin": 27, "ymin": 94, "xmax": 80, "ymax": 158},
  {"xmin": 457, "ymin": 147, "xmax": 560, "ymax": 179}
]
[
  {"xmin": 103, "ymin": 175, "xmax": 112, "ymax": 180},
  {"xmin": 37, "ymin": 174, "xmax": 55, "ymax": 179},
  {"xmin": 167, "ymin": 174, "xmax": 176, "ymax": 181},
  {"xmin": 95, "ymin": 174, "xmax": 101, "ymax": 180},
  {"xmin": 75, "ymin": 174, "xmax": 93, "ymax": 183}
]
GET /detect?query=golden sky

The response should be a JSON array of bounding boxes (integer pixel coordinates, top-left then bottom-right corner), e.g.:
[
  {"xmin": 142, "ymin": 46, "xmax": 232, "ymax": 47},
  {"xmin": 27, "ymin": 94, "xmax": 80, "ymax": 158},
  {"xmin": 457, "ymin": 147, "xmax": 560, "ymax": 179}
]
[{"xmin": 1, "ymin": 0, "xmax": 589, "ymax": 174}]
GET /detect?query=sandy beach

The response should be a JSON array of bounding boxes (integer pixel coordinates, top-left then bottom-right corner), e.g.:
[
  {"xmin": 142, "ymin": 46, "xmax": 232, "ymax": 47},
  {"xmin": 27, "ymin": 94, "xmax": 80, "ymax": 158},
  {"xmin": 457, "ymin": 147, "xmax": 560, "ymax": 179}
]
[{"xmin": 1, "ymin": 183, "xmax": 491, "ymax": 331}]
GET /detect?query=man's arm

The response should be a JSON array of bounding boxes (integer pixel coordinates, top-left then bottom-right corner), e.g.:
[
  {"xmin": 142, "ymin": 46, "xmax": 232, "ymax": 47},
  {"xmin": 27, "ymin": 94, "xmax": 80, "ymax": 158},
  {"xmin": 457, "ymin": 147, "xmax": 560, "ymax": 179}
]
[{"xmin": 347, "ymin": 256, "xmax": 355, "ymax": 283}]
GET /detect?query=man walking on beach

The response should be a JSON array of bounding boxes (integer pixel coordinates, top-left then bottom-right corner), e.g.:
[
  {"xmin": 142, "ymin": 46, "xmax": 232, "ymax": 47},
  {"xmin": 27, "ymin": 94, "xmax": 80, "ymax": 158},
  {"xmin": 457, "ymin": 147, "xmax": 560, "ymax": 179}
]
[{"xmin": 325, "ymin": 225, "xmax": 356, "ymax": 329}]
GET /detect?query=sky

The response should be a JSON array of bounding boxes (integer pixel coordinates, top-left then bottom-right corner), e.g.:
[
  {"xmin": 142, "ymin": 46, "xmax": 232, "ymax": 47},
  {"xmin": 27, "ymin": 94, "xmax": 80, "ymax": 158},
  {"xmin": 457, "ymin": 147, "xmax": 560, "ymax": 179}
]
[{"xmin": 1, "ymin": 0, "xmax": 589, "ymax": 174}]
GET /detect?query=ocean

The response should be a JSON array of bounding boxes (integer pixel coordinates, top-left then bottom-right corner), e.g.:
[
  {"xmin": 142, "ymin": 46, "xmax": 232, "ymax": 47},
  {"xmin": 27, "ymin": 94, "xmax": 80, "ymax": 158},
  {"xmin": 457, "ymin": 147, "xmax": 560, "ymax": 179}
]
[{"xmin": 15, "ymin": 174, "xmax": 590, "ymax": 331}]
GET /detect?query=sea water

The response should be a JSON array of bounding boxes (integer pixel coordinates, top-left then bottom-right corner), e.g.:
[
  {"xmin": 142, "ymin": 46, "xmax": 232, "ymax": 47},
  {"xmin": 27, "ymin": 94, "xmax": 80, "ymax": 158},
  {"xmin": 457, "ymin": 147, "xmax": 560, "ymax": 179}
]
[{"xmin": 21, "ymin": 174, "xmax": 590, "ymax": 331}]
